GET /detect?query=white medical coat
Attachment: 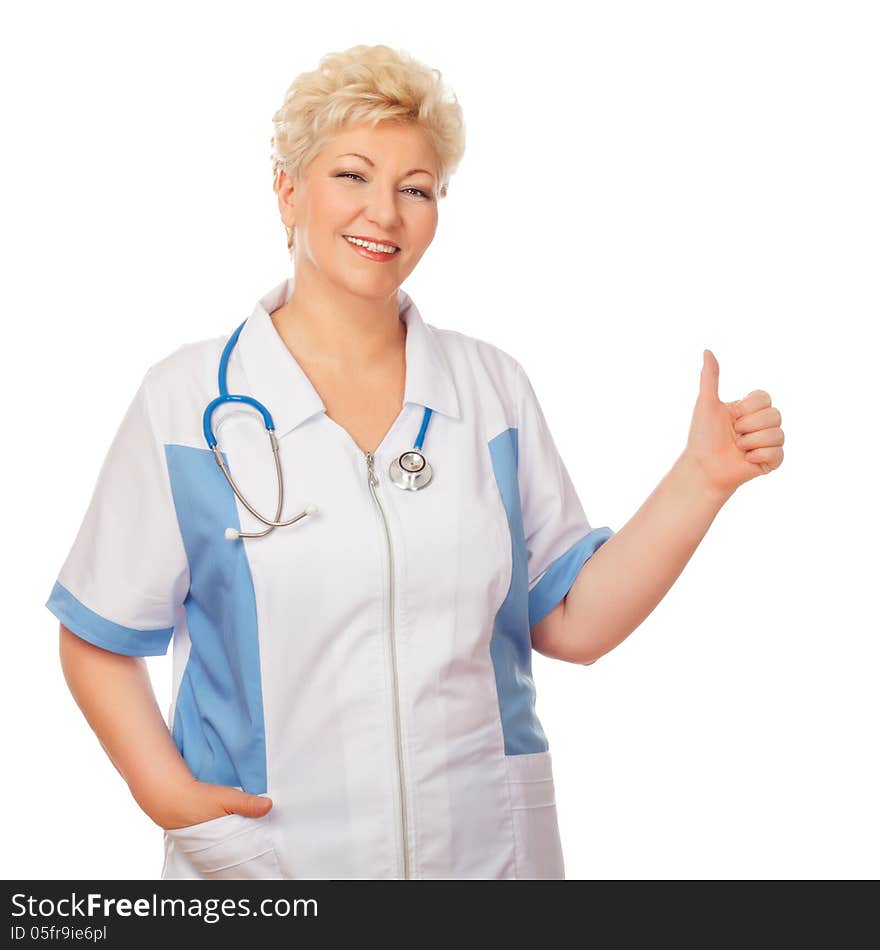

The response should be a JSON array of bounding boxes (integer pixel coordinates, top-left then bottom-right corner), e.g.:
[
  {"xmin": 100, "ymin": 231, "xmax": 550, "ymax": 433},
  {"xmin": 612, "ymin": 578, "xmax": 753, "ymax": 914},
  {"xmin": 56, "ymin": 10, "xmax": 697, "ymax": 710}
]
[{"xmin": 46, "ymin": 277, "xmax": 614, "ymax": 880}]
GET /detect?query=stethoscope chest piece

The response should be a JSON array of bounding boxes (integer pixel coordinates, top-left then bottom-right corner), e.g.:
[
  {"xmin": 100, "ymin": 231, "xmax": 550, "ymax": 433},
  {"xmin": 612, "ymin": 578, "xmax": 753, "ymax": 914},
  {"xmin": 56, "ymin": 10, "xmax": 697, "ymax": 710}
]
[{"xmin": 389, "ymin": 449, "xmax": 433, "ymax": 491}]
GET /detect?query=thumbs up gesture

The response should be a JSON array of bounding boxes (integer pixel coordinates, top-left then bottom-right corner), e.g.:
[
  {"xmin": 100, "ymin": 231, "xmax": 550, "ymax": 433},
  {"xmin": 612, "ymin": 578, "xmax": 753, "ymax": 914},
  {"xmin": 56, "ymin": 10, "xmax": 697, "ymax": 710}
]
[{"xmin": 684, "ymin": 350, "xmax": 785, "ymax": 498}]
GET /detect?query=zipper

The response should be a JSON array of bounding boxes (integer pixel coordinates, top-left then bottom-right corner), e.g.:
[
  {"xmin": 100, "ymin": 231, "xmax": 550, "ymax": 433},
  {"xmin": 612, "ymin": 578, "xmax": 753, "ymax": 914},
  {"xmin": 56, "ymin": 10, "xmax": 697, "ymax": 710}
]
[{"xmin": 364, "ymin": 450, "xmax": 410, "ymax": 880}]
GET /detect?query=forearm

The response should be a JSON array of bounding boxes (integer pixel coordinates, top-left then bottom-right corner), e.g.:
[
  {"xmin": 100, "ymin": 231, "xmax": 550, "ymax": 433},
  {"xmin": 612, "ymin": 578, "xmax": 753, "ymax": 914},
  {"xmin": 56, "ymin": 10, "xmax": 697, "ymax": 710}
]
[
  {"xmin": 563, "ymin": 452, "xmax": 733, "ymax": 664},
  {"xmin": 58, "ymin": 625, "xmax": 193, "ymax": 822}
]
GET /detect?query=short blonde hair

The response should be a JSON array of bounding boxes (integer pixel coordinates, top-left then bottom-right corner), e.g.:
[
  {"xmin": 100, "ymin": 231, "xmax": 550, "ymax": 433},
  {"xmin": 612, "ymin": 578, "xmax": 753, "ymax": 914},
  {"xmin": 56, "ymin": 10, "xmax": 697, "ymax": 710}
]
[{"xmin": 270, "ymin": 44, "xmax": 466, "ymax": 254}]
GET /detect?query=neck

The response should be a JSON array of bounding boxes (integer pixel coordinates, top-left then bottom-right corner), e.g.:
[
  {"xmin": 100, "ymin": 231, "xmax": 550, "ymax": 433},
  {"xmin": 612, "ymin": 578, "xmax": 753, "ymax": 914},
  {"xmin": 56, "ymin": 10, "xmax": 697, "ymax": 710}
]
[{"xmin": 270, "ymin": 267, "xmax": 405, "ymax": 373}]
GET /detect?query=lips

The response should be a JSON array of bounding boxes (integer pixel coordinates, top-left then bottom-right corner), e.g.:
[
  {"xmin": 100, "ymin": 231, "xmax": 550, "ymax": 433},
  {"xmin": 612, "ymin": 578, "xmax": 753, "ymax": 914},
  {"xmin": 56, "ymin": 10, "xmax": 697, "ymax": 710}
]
[{"xmin": 343, "ymin": 238, "xmax": 400, "ymax": 263}]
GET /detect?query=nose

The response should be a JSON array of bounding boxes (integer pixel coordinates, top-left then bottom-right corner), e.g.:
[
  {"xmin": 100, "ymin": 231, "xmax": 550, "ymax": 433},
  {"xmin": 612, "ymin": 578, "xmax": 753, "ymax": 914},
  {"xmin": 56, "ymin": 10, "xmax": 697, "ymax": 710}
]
[{"xmin": 363, "ymin": 184, "xmax": 404, "ymax": 232}]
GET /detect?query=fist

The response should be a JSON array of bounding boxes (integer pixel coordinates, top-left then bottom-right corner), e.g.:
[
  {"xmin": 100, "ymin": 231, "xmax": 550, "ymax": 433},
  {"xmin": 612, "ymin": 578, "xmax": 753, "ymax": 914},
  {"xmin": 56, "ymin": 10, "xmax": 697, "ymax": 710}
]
[{"xmin": 684, "ymin": 349, "xmax": 785, "ymax": 497}]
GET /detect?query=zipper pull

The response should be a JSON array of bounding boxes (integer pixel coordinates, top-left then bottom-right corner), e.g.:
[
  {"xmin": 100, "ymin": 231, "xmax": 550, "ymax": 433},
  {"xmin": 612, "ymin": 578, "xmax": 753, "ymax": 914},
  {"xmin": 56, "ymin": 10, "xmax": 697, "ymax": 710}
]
[{"xmin": 365, "ymin": 451, "xmax": 378, "ymax": 487}]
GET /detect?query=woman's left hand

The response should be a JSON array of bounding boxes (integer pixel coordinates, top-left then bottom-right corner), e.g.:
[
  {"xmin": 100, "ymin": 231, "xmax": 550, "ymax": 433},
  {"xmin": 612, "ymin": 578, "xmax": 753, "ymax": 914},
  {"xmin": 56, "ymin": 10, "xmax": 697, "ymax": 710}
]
[{"xmin": 683, "ymin": 349, "xmax": 785, "ymax": 499}]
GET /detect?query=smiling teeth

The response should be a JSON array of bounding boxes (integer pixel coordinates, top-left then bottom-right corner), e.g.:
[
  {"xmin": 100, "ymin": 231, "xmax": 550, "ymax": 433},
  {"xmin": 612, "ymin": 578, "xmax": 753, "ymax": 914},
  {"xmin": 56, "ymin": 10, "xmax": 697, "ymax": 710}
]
[{"xmin": 344, "ymin": 235, "xmax": 399, "ymax": 253}]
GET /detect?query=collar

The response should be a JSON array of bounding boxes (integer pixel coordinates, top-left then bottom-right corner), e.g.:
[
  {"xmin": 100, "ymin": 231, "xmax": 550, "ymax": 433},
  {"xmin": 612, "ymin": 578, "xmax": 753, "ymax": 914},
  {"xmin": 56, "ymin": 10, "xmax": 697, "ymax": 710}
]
[{"xmin": 235, "ymin": 277, "xmax": 461, "ymax": 439}]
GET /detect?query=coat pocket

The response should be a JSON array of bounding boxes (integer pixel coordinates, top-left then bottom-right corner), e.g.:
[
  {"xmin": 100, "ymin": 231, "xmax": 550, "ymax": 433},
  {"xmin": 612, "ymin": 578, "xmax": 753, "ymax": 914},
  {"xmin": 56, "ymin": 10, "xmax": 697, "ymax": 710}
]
[
  {"xmin": 164, "ymin": 812, "xmax": 284, "ymax": 880},
  {"xmin": 505, "ymin": 750, "xmax": 565, "ymax": 880}
]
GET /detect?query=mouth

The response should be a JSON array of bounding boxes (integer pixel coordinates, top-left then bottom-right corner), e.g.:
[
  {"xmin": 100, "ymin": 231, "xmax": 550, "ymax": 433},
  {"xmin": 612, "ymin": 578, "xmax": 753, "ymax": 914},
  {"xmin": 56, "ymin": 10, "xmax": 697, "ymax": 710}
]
[
  {"xmin": 342, "ymin": 234, "xmax": 401, "ymax": 261},
  {"xmin": 342, "ymin": 234, "xmax": 401, "ymax": 254}
]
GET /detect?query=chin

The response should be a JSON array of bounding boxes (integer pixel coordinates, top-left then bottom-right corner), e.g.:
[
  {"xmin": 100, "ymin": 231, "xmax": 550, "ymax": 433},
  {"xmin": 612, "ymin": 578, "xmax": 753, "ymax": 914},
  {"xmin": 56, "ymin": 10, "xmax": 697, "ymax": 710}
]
[{"xmin": 335, "ymin": 267, "xmax": 403, "ymax": 298}]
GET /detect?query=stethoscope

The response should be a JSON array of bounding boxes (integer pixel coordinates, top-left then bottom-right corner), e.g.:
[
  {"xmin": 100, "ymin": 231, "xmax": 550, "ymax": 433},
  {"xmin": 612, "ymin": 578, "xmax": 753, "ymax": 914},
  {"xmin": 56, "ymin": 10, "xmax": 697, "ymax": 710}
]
[{"xmin": 202, "ymin": 318, "xmax": 435, "ymax": 541}]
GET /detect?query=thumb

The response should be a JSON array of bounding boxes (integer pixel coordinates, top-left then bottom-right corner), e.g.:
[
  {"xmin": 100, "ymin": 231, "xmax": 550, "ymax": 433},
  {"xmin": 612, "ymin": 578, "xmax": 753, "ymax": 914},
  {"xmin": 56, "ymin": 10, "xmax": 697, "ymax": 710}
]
[
  {"xmin": 225, "ymin": 790, "xmax": 273, "ymax": 818},
  {"xmin": 699, "ymin": 348, "xmax": 720, "ymax": 401}
]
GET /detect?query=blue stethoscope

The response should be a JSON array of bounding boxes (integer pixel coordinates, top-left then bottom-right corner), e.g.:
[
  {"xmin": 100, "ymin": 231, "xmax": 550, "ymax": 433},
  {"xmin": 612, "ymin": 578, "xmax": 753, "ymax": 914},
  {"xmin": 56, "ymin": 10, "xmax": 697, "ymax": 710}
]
[{"xmin": 202, "ymin": 318, "xmax": 435, "ymax": 540}]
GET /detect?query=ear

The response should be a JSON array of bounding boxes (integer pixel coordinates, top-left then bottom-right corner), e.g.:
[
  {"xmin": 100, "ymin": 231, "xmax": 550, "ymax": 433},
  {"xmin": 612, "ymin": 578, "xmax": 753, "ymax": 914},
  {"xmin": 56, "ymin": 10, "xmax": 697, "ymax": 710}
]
[{"xmin": 275, "ymin": 168, "xmax": 297, "ymax": 230}]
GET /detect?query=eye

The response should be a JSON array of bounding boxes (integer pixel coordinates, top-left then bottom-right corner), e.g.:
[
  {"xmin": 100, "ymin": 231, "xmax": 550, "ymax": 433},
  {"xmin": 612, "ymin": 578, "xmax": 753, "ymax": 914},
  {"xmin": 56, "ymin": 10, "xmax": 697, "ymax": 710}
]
[{"xmin": 336, "ymin": 173, "xmax": 432, "ymax": 200}]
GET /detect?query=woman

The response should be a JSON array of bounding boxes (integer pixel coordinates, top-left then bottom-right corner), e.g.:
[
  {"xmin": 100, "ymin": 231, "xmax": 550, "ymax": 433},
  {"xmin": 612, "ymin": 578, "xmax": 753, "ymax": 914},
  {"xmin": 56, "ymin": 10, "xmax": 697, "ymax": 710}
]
[{"xmin": 46, "ymin": 44, "xmax": 784, "ymax": 880}]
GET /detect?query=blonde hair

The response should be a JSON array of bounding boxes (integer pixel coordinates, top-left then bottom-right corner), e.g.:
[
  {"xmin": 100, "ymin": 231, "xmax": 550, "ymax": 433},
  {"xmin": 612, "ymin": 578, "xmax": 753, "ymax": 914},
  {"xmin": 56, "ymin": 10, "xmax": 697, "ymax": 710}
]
[{"xmin": 270, "ymin": 44, "xmax": 466, "ymax": 255}]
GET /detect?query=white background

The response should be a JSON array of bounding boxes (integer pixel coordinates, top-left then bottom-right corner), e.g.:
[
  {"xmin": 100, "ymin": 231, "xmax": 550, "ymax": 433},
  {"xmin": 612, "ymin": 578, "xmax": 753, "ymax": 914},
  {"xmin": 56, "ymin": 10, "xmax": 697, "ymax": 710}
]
[{"xmin": 4, "ymin": 0, "xmax": 877, "ymax": 880}]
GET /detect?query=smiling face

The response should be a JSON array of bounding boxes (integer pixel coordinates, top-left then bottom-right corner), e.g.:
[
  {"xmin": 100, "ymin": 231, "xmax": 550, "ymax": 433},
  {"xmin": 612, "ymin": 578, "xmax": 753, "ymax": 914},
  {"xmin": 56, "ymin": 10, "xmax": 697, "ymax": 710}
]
[{"xmin": 277, "ymin": 120, "xmax": 440, "ymax": 301}]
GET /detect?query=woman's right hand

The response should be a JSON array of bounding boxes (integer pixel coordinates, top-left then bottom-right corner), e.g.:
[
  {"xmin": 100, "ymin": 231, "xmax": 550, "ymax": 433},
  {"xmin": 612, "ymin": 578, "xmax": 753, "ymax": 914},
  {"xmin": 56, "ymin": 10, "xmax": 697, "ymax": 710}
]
[{"xmin": 149, "ymin": 777, "xmax": 273, "ymax": 831}]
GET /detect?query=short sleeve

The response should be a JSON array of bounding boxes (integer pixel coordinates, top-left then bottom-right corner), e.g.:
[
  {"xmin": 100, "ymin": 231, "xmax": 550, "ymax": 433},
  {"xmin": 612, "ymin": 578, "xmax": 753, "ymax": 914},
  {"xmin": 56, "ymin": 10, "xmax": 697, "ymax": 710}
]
[
  {"xmin": 45, "ymin": 369, "xmax": 190, "ymax": 656},
  {"xmin": 513, "ymin": 360, "xmax": 615, "ymax": 628}
]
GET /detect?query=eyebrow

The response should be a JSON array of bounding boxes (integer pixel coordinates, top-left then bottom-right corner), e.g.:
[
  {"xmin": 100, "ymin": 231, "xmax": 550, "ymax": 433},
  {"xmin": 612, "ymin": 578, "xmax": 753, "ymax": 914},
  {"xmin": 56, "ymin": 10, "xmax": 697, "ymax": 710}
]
[{"xmin": 336, "ymin": 152, "xmax": 436, "ymax": 179}]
